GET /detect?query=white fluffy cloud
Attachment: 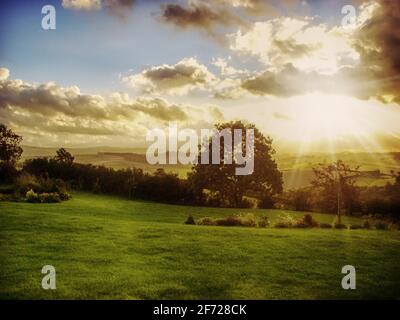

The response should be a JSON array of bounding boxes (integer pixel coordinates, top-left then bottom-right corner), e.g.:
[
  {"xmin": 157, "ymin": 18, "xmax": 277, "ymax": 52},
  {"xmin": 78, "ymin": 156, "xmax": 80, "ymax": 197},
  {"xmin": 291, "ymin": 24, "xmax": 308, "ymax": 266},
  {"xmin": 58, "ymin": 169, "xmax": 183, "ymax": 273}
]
[
  {"xmin": 230, "ymin": 17, "xmax": 359, "ymax": 74},
  {"xmin": 0, "ymin": 73, "xmax": 224, "ymax": 145},
  {"xmin": 0, "ymin": 67, "xmax": 10, "ymax": 81},
  {"xmin": 121, "ymin": 58, "xmax": 217, "ymax": 95},
  {"xmin": 62, "ymin": 0, "xmax": 102, "ymax": 11}
]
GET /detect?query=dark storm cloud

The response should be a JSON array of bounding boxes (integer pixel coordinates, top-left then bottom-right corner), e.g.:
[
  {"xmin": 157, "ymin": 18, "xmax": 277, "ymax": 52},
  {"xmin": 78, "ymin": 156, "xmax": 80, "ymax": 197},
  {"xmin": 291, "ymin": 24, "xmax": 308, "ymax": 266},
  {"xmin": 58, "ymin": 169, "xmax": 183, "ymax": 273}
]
[
  {"xmin": 161, "ymin": 3, "xmax": 238, "ymax": 29},
  {"xmin": 352, "ymin": 0, "xmax": 400, "ymax": 103}
]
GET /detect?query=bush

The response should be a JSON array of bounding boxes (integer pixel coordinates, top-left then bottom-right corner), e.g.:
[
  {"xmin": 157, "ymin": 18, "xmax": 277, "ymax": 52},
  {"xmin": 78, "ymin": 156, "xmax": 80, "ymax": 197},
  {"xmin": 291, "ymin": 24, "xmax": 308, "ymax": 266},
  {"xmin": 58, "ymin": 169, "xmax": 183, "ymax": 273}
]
[
  {"xmin": 350, "ymin": 224, "xmax": 363, "ymax": 230},
  {"xmin": 334, "ymin": 223, "xmax": 347, "ymax": 229},
  {"xmin": 214, "ymin": 214, "xmax": 257, "ymax": 227},
  {"xmin": 26, "ymin": 189, "xmax": 62, "ymax": 203},
  {"xmin": 15, "ymin": 173, "xmax": 40, "ymax": 196},
  {"xmin": 274, "ymin": 214, "xmax": 296, "ymax": 228},
  {"xmin": 185, "ymin": 215, "xmax": 195, "ymax": 225},
  {"xmin": 375, "ymin": 222, "xmax": 389, "ymax": 230},
  {"xmin": 215, "ymin": 216, "xmax": 243, "ymax": 226},
  {"xmin": 26, "ymin": 189, "xmax": 40, "ymax": 203},
  {"xmin": 15, "ymin": 173, "xmax": 70, "ymax": 202},
  {"xmin": 258, "ymin": 215, "xmax": 269, "ymax": 228},
  {"xmin": 237, "ymin": 213, "xmax": 257, "ymax": 227},
  {"xmin": 58, "ymin": 190, "xmax": 71, "ymax": 201},
  {"xmin": 319, "ymin": 223, "xmax": 332, "ymax": 228},
  {"xmin": 197, "ymin": 217, "xmax": 217, "ymax": 226},
  {"xmin": 303, "ymin": 214, "xmax": 319, "ymax": 227},
  {"xmin": 294, "ymin": 213, "xmax": 319, "ymax": 228},
  {"xmin": 39, "ymin": 192, "xmax": 61, "ymax": 203},
  {"xmin": 196, "ymin": 214, "xmax": 266, "ymax": 228}
]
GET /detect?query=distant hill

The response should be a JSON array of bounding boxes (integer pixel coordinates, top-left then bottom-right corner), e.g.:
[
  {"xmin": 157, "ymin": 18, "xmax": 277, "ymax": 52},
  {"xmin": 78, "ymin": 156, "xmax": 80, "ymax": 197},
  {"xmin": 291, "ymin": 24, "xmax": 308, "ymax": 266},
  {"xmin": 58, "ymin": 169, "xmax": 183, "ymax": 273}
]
[{"xmin": 20, "ymin": 146, "xmax": 400, "ymax": 188}]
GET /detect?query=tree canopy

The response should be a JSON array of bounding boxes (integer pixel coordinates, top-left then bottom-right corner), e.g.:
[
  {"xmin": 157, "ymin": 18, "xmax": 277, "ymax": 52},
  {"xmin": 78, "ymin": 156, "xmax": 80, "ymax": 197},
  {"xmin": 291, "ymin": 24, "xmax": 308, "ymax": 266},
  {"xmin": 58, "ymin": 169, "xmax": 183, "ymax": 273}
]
[{"xmin": 188, "ymin": 121, "xmax": 282, "ymax": 208}]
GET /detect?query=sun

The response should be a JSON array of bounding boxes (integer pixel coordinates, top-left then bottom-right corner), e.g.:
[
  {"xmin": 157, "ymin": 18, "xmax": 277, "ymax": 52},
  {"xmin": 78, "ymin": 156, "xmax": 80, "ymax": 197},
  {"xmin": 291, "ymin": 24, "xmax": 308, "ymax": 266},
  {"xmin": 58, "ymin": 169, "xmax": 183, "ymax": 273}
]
[
  {"xmin": 295, "ymin": 93, "xmax": 368, "ymax": 140},
  {"xmin": 266, "ymin": 92, "xmax": 400, "ymax": 155}
]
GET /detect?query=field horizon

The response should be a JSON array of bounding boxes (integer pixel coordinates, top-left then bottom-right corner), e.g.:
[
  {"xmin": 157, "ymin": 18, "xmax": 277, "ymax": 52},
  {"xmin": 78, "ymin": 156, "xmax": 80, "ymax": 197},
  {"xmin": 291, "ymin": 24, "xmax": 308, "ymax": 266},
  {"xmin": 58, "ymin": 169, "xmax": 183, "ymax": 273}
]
[{"xmin": 19, "ymin": 145, "xmax": 400, "ymax": 189}]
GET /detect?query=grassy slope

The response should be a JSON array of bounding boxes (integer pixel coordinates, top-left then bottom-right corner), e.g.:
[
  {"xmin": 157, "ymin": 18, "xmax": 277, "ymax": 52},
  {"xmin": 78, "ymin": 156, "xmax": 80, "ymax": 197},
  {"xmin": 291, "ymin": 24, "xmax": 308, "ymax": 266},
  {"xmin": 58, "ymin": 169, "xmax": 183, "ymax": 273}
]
[{"xmin": 0, "ymin": 193, "xmax": 399, "ymax": 299}]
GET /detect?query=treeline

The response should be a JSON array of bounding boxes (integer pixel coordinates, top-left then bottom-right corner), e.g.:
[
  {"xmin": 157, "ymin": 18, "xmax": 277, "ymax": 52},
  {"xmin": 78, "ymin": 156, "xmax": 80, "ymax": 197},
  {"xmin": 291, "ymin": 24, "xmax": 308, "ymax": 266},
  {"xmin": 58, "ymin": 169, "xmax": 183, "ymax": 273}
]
[
  {"xmin": 280, "ymin": 168, "xmax": 400, "ymax": 221},
  {"xmin": 23, "ymin": 155, "xmax": 194, "ymax": 205}
]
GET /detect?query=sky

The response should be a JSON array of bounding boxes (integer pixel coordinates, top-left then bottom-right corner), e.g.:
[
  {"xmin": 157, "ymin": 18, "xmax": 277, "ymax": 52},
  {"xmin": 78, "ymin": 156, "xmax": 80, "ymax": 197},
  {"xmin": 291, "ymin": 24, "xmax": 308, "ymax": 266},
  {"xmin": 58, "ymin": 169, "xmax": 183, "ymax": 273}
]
[{"xmin": 0, "ymin": 0, "xmax": 400, "ymax": 154}]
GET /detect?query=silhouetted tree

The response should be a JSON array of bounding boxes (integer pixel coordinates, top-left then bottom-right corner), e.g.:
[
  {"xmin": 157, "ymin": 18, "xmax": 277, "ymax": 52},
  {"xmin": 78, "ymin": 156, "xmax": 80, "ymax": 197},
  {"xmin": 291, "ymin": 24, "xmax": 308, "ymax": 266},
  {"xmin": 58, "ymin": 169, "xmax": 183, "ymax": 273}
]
[
  {"xmin": 312, "ymin": 160, "xmax": 360, "ymax": 222},
  {"xmin": 54, "ymin": 148, "xmax": 74, "ymax": 165},
  {"xmin": 0, "ymin": 124, "xmax": 23, "ymax": 182},
  {"xmin": 189, "ymin": 121, "xmax": 282, "ymax": 208}
]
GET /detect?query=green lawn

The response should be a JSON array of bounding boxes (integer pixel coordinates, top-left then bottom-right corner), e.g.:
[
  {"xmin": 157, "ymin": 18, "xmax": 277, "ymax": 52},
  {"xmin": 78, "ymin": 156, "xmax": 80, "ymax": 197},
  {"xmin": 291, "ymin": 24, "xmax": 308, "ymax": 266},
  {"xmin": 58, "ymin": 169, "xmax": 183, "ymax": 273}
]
[{"xmin": 0, "ymin": 193, "xmax": 399, "ymax": 299}]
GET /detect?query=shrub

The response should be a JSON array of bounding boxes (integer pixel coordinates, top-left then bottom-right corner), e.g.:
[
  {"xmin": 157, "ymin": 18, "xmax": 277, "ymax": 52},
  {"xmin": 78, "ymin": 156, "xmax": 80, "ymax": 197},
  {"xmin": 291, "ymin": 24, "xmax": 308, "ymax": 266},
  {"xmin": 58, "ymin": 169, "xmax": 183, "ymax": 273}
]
[
  {"xmin": 26, "ymin": 189, "xmax": 40, "ymax": 203},
  {"xmin": 350, "ymin": 224, "xmax": 363, "ymax": 230},
  {"xmin": 15, "ymin": 173, "xmax": 70, "ymax": 202},
  {"xmin": 214, "ymin": 214, "xmax": 257, "ymax": 227},
  {"xmin": 274, "ymin": 214, "xmax": 296, "ymax": 228},
  {"xmin": 15, "ymin": 173, "xmax": 40, "ymax": 196},
  {"xmin": 258, "ymin": 215, "xmax": 269, "ymax": 228},
  {"xmin": 319, "ymin": 223, "xmax": 332, "ymax": 228},
  {"xmin": 303, "ymin": 214, "xmax": 319, "ymax": 227},
  {"xmin": 185, "ymin": 215, "xmax": 195, "ymax": 225},
  {"xmin": 197, "ymin": 217, "xmax": 217, "ymax": 226},
  {"xmin": 294, "ymin": 213, "xmax": 319, "ymax": 228},
  {"xmin": 237, "ymin": 213, "xmax": 257, "ymax": 227},
  {"xmin": 215, "ymin": 216, "xmax": 242, "ymax": 226},
  {"xmin": 334, "ymin": 223, "xmax": 347, "ymax": 229},
  {"xmin": 196, "ymin": 214, "xmax": 267, "ymax": 228},
  {"xmin": 39, "ymin": 192, "xmax": 61, "ymax": 203},
  {"xmin": 375, "ymin": 222, "xmax": 389, "ymax": 230},
  {"xmin": 58, "ymin": 190, "xmax": 71, "ymax": 201}
]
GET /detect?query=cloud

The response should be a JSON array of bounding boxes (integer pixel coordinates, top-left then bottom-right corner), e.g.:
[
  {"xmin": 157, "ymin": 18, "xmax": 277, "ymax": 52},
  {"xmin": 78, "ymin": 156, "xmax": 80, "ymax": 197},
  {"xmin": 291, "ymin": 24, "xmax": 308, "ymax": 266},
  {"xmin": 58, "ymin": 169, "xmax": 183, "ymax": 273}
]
[
  {"xmin": 159, "ymin": 1, "xmax": 246, "ymax": 42},
  {"xmin": 273, "ymin": 112, "xmax": 292, "ymax": 120},
  {"xmin": 130, "ymin": 98, "xmax": 188, "ymax": 121},
  {"xmin": 219, "ymin": 0, "xmax": 282, "ymax": 16},
  {"xmin": 0, "ymin": 67, "xmax": 9, "ymax": 81},
  {"xmin": 161, "ymin": 2, "xmax": 243, "ymax": 28},
  {"xmin": 62, "ymin": 0, "xmax": 102, "ymax": 11},
  {"xmin": 62, "ymin": 0, "xmax": 135, "ymax": 18},
  {"xmin": 230, "ymin": 17, "xmax": 358, "ymax": 74},
  {"xmin": 0, "ymin": 73, "xmax": 224, "ymax": 145},
  {"xmin": 212, "ymin": 57, "xmax": 246, "ymax": 76},
  {"xmin": 121, "ymin": 58, "xmax": 216, "ymax": 95},
  {"xmin": 0, "ymin": 78, "xmax": 193, "ymax": 122},
  {"xmin": 350, "ymin": 0, "xmax": 400, "ymax": 104},
  {"xmin": 224, "ymin": 1, "xmax": 400, "ymax": 104},
  {"xmin": 241, "ymin": 63, "xmax": 309, "ymax": 96}
]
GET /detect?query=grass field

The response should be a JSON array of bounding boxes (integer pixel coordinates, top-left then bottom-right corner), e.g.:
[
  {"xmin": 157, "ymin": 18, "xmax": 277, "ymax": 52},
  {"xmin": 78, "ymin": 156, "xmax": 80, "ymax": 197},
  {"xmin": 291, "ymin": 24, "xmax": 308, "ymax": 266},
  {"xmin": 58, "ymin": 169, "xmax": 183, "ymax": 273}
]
[{"xmin": 1, "ymin": 193, "xmax": 399, "ymax": 299}]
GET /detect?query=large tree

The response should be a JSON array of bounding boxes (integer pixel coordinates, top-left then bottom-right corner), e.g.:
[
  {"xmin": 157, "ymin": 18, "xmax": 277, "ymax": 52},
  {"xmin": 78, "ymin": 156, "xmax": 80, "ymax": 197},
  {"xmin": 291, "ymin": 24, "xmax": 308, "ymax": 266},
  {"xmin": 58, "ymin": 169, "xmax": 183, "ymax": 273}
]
[{"xmin": 188, "ymin": 121, "xmax": 282, "ymax": 208}]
